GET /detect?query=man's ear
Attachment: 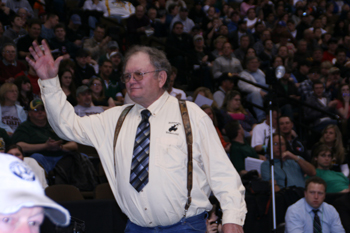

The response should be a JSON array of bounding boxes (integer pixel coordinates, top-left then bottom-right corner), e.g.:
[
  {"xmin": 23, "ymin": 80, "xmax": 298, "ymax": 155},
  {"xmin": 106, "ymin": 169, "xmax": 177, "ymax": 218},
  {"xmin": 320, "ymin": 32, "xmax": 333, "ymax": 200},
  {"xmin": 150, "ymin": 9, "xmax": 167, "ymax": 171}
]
[{"xmin": 158, "ymin": 70, "xmax": 167, "ymax": 88}]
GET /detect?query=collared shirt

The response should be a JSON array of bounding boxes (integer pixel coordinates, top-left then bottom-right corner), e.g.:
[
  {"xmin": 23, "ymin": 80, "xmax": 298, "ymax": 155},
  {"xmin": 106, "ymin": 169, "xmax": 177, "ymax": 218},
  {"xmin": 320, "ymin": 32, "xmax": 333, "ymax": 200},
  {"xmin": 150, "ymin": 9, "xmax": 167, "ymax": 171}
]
[
  {"xmin": 212, "ymin": 56, "xmax": 243, "ymax": 79},
  {"xmin": 2, "ymin": 59, "xmax": 17, "ymax": 67},
  {"xmin": 39, "ymin": 76, "xmax": 247, "ymax": 227},
  {"xmin": 285, "ymin": 198, "xmax": 345, "ymax": 233},
  {"xmin": 251, "ymin": 120, "xmax": 275, "ymax": 149}
]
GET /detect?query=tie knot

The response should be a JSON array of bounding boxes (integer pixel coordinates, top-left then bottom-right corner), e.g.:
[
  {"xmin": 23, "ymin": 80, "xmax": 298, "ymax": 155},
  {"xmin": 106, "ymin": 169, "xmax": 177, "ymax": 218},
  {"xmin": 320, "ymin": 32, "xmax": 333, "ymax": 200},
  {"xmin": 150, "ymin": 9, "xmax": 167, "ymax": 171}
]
[
  {"xmin": 312, "ymin": 209, "xmax": 319, "ymax": 214},
  {"xmin": 141, "ymin": 109, "xmax": 151, "ymax": 120}
]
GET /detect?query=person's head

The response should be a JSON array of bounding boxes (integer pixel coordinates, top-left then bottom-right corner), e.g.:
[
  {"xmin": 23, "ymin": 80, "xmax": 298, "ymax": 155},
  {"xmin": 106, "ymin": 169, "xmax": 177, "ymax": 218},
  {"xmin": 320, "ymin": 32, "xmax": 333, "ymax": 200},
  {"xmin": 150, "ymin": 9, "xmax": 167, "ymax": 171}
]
[
  {"xmin": 328, "ymin": 67, "xmax": 341, "ymax": 83},
  {"xmin": 76, "ymin": 85, "xmax": 92, "ymax": 107},
  {"xmin": 320, "ymin": 124, "xmax": 341, "ymax": 146},
  {"xmin": 89, "ymin": 77, "xmax": 105, "ymax": 98},
  {"xmin": 313, "ymin": 47, "xmax": 324, "ymax": 62},
  {"xmin": 99, "ymin": 60, "xmax": 113, "ymax": 78},
  {"xmin": 312, "ymin": 80, "xmax": 324, "ymax": 98},
  {"xmin": 222, "ymin": 42, "xmax": 233, "ymax": 57},
  {"xmin": 312, "ymin": 143, "xmax": 333, "ymax": 169},
  {"xmin": 27, "ymin": 19, "xmax": 41, "ymax": 39},
  {"xmin": 46, "ymin": 13, "xmax": 59, "ymax": 28},
  {"xmin": 122, "ymin": 46, "xmax": 170, "ymax": 108},
  {"xmin": 54, "ymin": 23, "xmax": 66, "ymax": 41},
  {"xmin": 327, "ymin": 38, "xmax": 338, "ymax": 52},
  {"xmin": 193, "ymin": 87, "xmax": 217, "ymax": 108},
  {"xmin": 172, "ymin": 21, "xmax": 183, "ymax": 35},
  {"xmin": 214, "ymin": 36, "xmax": 227, "ymax": 51},
  {"xmin": 6, "ymin": 144, "xmax": 24, "ymax": 161},
  {"xmin": 240, "ymin": 35, "xmax": 250, "ymax": 49},
  {"xmin": 308, "ymin": 67, "xmax": 320, "ymax": 82},
  {"xmin": 222, "ymin": 90, "xmax": 242, "ymax": 112},
  {"xmin": 147, "ymin": 8, "xmax": 157, "ymax": 21},
  {"xmin": 179, "ymin": 7, "xmax": 188, "ymax": 20},
  {"xmin": 201, "ymin": 104, "xmax": 218, "ymax": 126},
  {"xmin": 109, "ymin": 51, "xmax": 123, "ymax": 68},
  {"xmin": 10, "ymin": 15, "xmax": 24, "ymax": 29},
  {"xmin": 0, "ymin": 83, "xmax": 18, "ymax": 106},
  {"xmin": 13, "ymin": 76, "xmax": 32, "ymax": 95},
  {"xmin": 247, "ymin": 7, "xmax": 256, "ymax": 20},
  {"xmin": 238, "ymin": 19, "xmax": 247, "ymax": 32},
  {"xmin": 27, "ymin": 99, "xmax": 47, "ymax": 125},
  {"xmin": 320, "ymin": 61, "xmax": 332, "ymax": 76},
  {"xmin": 2, "ymin": 44, "xmax": 17, "ymax": 63},
  {"xmin": 93, "ymin": 24, "xmax": 106, "ymax": 42},
  {"xmin": 219, "ymin": 25, "xmax": 228, "ymax": 36},
  {"xmin": 245, "ymin": 56, "xmax": 260, "ymax": 72},
  {"xmin": 17, "ymin": 8, "xmax": 28, "ymax": 22},
  {"xmin": 58, "ymin": 69, "xmax": 74, "ymax": 89},
  {"xmin": 335, "ymin": 49, "xmax": 347, "ymax": 64},
  {"xmin": 287, "ymin": 20, "xmax": 295, "ymax": 32},
  {"xmin": 266, "ymin": 107, "xmax": 279, "ymax": 128},
  {"xmin": 304, "ymin": 177, "xmax": 327, "ymax": 209},
  {"xmin": 168, "ymin": 4, "xmax": 178, "ymax": 16},
  {"xmin": 246, "ymin": 47, "xmax": 256, "ymax": 58},
  {"xmin": 269, "ymin": 133, "xmax": 287, "ymax": 158},
  {"xmin": 339, "ymin": 83, "xmax": 350, "ymax": 102},
  {"xmin": 263, "ymin": 39, "xmax": 273, "ymax": 52},
  {"xmin": 0, "ymin": 154, "xmax": 70, "ymax": 232},
  {"xmin": 218, "ymin": 73, "xmax": 235, "ymax": 91},
  {"xmin": 279, "ymin": 116, "xmax": 293, "ymax": 135},
  {"xmin": 297, "ymin": 40, "xmax": 307, "ymax": 53},
  {"xmin": 75, "ymin": 49, "xmax": 90, "ymax": 67},
  {"xmin": 69, "ymin": 14, "xmax": 82, "ymax": 30},
  {"xmin": 272, "ymin": 56, "xmax": 283, "ymax": 68},
  {"xmin": 193, "ymin": 34, "xmax": 204, "ymax": 49},
  {"xmin": 135, "ymin": 5, "xmax": 145, "ymax": 19},
  {"xmin": 225, "ymin": 120, "xmax": 244, "ymax": 141},
  {"xmin": 278, "ymin": 45, "xmax": 288, "ymax": 58}
]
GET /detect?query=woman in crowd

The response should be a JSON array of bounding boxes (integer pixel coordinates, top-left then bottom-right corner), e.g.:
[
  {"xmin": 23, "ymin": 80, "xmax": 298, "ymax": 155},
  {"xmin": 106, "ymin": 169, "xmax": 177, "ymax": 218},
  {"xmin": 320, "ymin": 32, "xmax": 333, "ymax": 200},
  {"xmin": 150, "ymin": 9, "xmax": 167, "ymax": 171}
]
[
  {"xmin": 193, "ymin": 87, "xmax": 219, "ymax": 109},
  {"xmin": 14, "ymin": 76, "xmax": 34, "ymax": 107},
  {"xmin": 201, "ymin": 104, "xmax": 230, "ymax": 152},
  {"xmin": 336, "ymin": 83, "xmax": 350, "ymax": 120},
  {"xmin": 315, "ymin": 124, "xmax": 346, "ymax": 172},
  {"xmin": 90, "ymin": 77, "xmax": 115, "ymax": 110},
  {"xmin": 311, "ymin": 143, "xmax": 349, "ymax": 193},
  {"xmin": 58, "ymin": 69, "xmax": 77, "ymax": 106},
  {"xmin": 0, "ymin": 83, "xmax": 27, "ymax": 135},
  {"xmin": 220, "ymin": 90, "xmax": 257, "ymax": 137}
]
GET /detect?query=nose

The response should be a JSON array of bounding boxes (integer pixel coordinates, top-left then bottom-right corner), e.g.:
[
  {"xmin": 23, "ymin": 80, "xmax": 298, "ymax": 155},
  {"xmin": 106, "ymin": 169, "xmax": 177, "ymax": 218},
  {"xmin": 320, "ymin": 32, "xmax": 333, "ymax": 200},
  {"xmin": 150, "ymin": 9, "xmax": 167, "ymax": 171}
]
[{"xmin": 15, "ymin": 223, "xmax": 32, "ymax": 233}]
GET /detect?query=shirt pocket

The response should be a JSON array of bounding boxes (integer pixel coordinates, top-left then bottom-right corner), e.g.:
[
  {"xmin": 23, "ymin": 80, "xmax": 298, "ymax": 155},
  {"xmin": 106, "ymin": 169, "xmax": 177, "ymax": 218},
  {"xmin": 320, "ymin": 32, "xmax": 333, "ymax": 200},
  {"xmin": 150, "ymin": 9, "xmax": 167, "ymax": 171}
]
[{"xmin": 155, "ymin": 136, "xmax": 187, "ymax": 170}]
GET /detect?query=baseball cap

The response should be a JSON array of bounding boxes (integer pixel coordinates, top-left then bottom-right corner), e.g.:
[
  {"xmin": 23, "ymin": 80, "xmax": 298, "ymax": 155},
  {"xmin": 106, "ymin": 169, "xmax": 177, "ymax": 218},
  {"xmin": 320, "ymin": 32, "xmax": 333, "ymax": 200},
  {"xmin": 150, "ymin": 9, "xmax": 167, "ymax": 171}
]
[
  {"xmin": 70, "ymin": 14, "xmax": 82, "ymax": 25},
  {"xmin": 107, "ymin": 51, "xmax": 123, "ymax": 60},
  {"xmin": 329, "ymin": 67, "xmax": 340, "ymax": 74},
  {"xmin": 0, "ymin": 154, "xmax": 70, "ymax": 226},
  {"xmin": 76, "ymin": 85, "xmax": 91, "ymax": 96},
  {"xmin": 107, "ymin": 41, "xmax": 119, "ymax": 49},
  {"xmin": 193, "ymin": 34, "xmax": 204, "ymax": 41},
  {"xmin": 29, "ymin": 99, "xmax": 44, "ymax": 110}
]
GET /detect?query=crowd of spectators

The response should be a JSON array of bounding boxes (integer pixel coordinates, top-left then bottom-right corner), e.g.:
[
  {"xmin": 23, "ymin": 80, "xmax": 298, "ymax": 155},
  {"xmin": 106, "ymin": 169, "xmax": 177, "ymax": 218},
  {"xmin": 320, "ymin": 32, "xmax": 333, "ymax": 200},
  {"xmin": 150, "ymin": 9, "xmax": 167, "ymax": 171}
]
[{"xmin": 1, "ymin": 0, "xmax": 350, "ymax": 231}]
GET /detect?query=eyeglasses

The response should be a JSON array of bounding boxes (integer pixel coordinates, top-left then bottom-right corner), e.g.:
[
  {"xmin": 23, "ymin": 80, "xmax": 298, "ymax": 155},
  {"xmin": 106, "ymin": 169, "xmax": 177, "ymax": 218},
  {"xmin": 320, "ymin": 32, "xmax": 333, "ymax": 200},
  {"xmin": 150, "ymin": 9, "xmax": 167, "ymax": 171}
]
[
  {"xmin": 3, "ymin": 50, "xmax": 15, "ymax": 54},
  {"xmin": 92, "ymin": 83, "xmax": 102, "ymax": 87},
  {"xmin": 121, "ymin": 70, "xmax": 162, "ymax": 83}
]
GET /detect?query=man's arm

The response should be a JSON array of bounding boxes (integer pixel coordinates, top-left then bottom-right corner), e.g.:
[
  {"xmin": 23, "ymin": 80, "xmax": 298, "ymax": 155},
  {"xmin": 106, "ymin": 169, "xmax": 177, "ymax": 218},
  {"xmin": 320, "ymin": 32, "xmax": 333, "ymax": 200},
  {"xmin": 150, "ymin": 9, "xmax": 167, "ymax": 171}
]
[
  {"xmin": 282, "ymin": 151, "xmax": 316, "ymax": 176},
  {"xmin": 62, "ymin": 141, "xmax": 78, "ymax": 152},
  {"xmin": 285, "ymin": 205, "xmax": 305, "ymax": 233}
]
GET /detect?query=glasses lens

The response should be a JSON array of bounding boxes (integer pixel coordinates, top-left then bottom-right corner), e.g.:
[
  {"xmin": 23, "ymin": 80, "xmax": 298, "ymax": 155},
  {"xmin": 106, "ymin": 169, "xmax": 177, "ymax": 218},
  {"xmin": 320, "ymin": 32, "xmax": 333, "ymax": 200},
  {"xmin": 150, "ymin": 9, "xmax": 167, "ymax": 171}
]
[
  {"xmin": 121, "ymin": 74, "xmax": 131, "ymax": 83},
  {"xmin": 133, "ymin": 72, "xmax": 143, "ymax": 81}
]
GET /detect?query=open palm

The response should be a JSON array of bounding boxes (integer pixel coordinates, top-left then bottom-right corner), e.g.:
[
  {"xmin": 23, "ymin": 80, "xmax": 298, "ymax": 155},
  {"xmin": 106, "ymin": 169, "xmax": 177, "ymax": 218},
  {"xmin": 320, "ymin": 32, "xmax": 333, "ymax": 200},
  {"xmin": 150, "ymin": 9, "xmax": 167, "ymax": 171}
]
[{"xmin": 26, "ymin": 40, "xmax": 63, "ymax": 80}]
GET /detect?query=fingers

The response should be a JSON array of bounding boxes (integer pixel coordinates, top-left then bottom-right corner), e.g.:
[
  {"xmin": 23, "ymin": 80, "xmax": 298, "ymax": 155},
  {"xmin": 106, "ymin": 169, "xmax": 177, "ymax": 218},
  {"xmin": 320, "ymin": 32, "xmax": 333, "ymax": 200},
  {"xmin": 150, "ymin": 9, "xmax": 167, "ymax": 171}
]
[
  {"xmin": 33, "ymin": 41, "xmax": 44, "ymax": 58},
  {"xmin": 54, "ymin": 55, "xmax": 64, "ymax": 70}
]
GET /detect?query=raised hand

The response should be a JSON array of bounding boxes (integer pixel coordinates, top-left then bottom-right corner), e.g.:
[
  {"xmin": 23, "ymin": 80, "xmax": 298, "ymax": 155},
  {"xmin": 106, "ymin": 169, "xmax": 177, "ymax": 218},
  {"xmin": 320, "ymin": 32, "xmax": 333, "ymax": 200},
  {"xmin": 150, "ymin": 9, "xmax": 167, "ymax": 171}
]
[{"xmin": 26, "ymin": 40, "xmax": 64, "ymax": 80}]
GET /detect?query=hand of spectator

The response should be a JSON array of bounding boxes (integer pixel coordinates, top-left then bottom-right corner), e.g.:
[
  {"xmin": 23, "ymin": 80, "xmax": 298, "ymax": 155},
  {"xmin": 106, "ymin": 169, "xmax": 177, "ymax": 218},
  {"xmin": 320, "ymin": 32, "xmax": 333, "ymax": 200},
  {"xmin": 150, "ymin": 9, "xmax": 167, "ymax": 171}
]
[
  {"xmin": 282, "ymin": 151, "xmax": 297, "ymax": 161},
  {"xmin": 46, "ymin": 138, "xmax": 63, "ymax": 151},
  {"xmin": 7, "ymin": 132, "xmax": 13, "ymax": 136},
  {"xmin": 5, "ymin": 77, "xmax": 15, "ymax": 83},
  {"xmin": 74, "ymin": 40, "xmax": 82, "ymax": 47},
  {"xmin": 101, "ymin": 36, "xmax": 112, "ymax": 46},
  {"xmin": 259, "ymin": 155, "xmax": 266, "ymax": 161},
  {"xmin": 260, "ymin": 90, "xmax": 267, "ymax": 97},
  {"xmin": 26, "ymin": 40, "xmax": 63, "ymax": 80},
  {"xmin": 328, "ymin": 100, "xmax": 338, "ymax": 108},
  {"xmin": 206, "ymin": 220, "xmax": 219, "ymax": 233},
  {"xmin": 202, "ymin": 55, "xmax": 209, "ymax": 63}
]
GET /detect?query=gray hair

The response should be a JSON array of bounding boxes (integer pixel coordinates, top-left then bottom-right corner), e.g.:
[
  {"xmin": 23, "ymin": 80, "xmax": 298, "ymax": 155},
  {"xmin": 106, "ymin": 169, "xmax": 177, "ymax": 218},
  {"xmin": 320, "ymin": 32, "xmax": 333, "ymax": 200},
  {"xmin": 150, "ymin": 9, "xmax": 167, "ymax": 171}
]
[{"xmin": 123, "ymin": 45, "xmax": 171, "ymax": 90}]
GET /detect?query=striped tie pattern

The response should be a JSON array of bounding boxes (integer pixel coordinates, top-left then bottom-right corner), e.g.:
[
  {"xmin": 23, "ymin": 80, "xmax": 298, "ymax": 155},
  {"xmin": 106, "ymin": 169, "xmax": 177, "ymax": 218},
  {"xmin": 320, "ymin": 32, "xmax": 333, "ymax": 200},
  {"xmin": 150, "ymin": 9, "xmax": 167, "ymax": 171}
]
[
  {"xmin": 130, "ymin": 109, "xmax": 151, "ymax": 192},
  {"xmin": 312, "ymin": 209, "xmax": 322, "ymax": 233}
]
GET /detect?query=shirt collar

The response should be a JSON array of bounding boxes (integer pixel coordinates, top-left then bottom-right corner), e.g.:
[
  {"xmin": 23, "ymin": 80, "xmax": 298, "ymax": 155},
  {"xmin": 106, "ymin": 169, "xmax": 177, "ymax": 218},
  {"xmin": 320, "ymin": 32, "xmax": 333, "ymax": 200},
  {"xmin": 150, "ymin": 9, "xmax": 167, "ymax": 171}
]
[
  {"xmin": 2, "ymin": 59, "xmax": 17, "ymax": 66},
  {"xmin": 304, "ymin": 198, "xmax": 324, "ymax": 214},
  {"xmin": 135, "ymin": 91, "xmax": 169, "ymax": 117}
]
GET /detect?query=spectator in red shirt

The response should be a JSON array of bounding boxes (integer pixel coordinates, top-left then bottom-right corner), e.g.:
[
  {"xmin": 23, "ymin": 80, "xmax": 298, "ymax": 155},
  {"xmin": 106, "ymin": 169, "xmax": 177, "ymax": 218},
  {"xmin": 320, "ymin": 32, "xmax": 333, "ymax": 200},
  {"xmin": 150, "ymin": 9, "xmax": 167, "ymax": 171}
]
[
  {"xmin": 322, "ymin": 38, "xmax": 338, "ymax": 62},
  {"xmin": 0, "ymin": 44, "xmax": 26, "ymax": 84}
]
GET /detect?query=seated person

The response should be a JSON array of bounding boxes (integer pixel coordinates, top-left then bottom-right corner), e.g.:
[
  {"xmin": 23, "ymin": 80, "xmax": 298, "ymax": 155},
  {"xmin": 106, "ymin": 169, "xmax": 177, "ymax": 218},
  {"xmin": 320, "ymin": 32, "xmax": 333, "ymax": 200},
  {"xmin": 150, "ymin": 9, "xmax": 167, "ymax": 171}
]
[
  {"xmin": 99, "ymin": 60, "xmax": 125, "ymax": 103},
  {"xmin": 40, "ymin": 13, "xmax": 59, "ymax": 40},
  {"xmin": 220, "ymin": 90, "xmax": 257, "ymax": 136},
  {"xmin": 12, "ymin": 99, "xmax": 79, "ymax": 173},
  {"xmin": 311, "ymin": 143, "xmax": 349, "ymax": 193},
  {"xmin": 0, "ymin": 83, "xmax": 27, "ymax": 135},
  {"xmin": 260, "ymin": 133, "xmax": 316, "ymax": 190},
  {"xmin": 6, "ymin": 144, "xmax": 48, "ymax": 188},
  {"xmin": 225, "ymin": 120, "xmax": 261, "ymax": 176},
  {"xmin": 13, "ymin": 75, "xmax": 35, "ymax": 107},
  {"xmin": 2, "ymin": 14, "xmax": 27, "ymax": 42},
  {"xmin": 251, "ymin": 108, "xmax": 278, "ymax": 155},
  {"xmin": 74, "ymin": 49, "xmax": 97, "ymax": 87},
  {"xmin": 74, "ymin": 86, "xmax": 104, "ymax": 117},
  {"xmin": 213, "ymin": 72, "xmax": 235, "ymax": 108},
  {"xmin": 285, "ymin": 177, "xmax": 345, "ymax": 232},
  {"xmin": 90, "ymin": 77, "xmax": 115, "ymax": 110},
  {"xmin": 49, "ymin": 23, "xmax": 78, "ymax": 60},
  {"xmin": 167, "ymin": 66, "xmax": 186, "ymax": 100},
  {"xmin": 0, "ymin": 154, "xmax": 70, "ymax": 230},
  {"xmin": 83, "ymin": 24, "xmax": 111, "ymax": 61},
  {"xmin": 14, "ymin": 63, "xmax": 40, "ymax": 96},
  {"xmin": 0, "ymin": 43, "xmax": 26, "ymax": 84},
  {"xmin": 304, "ymin": 81, "xmax": 338, "ymax": 132},
  {"xmin": 17, "ymin": 19, "xmax": 43, "ymax": 60},
  {"xmin": 59, "ymin": 68, "xmax": 77, "ymax": 106}
]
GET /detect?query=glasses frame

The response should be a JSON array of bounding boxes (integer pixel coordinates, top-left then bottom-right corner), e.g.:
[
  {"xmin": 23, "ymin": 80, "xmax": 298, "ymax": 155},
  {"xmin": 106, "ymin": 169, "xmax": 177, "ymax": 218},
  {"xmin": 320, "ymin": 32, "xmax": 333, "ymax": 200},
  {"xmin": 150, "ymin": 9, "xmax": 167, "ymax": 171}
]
[{"xmin": 121, "ymin": 70, "xmax": 162, "ymax": 83}]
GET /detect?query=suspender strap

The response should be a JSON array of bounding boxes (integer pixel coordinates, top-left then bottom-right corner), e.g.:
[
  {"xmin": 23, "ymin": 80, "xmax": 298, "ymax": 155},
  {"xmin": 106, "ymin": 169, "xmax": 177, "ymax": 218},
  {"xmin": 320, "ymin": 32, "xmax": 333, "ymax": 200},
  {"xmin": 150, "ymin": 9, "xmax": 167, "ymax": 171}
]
[
  {"xmin": 112, "ymin": 100, "xmax": 193, "ymax": 212},
  {"xmin": 178, "ymin": 100, "xmax": 193, "ymax": 213},
  {"xmin": 113, "ymin": 105, "xmax": 134, "ymax": 177}
]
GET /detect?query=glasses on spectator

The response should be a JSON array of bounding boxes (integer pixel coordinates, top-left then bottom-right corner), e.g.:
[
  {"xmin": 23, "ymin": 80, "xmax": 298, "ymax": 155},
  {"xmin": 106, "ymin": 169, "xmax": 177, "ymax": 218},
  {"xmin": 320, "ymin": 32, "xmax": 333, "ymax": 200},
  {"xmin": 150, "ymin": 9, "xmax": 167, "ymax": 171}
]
[
  {"xmin": 121, "ymin": 70, "xmax": 162, "ymax": 83},
  {"xmin": 273, "ymin": 142, "xmax": 285, "ymax": 146},
  {"xmin": 3, "ymin": 50, "xmax": 15, "ymax": 54},
  {"xmin": 92, "ymin": 83, "xmax": 102, "ymax": 87}
]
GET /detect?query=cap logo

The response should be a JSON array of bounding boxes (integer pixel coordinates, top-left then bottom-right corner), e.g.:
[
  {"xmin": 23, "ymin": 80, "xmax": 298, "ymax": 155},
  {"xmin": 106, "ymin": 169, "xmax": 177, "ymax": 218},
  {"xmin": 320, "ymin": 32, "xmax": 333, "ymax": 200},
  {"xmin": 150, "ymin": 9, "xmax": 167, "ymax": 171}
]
[{"xmin": 10, "ymin": 161, "xmax": 36, "ymax": 181}]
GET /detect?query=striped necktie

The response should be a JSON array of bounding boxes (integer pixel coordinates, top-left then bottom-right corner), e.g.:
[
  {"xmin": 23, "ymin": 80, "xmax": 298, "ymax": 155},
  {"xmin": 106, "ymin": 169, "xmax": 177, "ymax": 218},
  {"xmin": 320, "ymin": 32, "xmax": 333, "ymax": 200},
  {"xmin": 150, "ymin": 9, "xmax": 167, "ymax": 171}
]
[
  {"xmin": 312, "ymin": 209, "xmax": 322, "ymax": 233},
  {"xmin": 130, "ymin": 109, "xmax": 151, "ymax": 192}
]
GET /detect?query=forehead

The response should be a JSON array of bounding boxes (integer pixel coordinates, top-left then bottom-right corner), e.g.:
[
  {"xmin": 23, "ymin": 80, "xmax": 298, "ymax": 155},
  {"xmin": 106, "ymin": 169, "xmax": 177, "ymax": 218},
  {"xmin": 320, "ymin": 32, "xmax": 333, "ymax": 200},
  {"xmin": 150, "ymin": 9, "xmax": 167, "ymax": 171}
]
[
  {"xmin": 279, "ymin": 117, "xmax": 291, "ymax": 123},
  {"xmin": 125, "ymin": 52, "xmax": 152, "ymax": 71},
  {"xmin": 3, "ymin": 45, "xmax": 15, "ymax": 51},
  {"xmin": 306, "ymin": 182, "xmax": 325, "ymax": 192}
]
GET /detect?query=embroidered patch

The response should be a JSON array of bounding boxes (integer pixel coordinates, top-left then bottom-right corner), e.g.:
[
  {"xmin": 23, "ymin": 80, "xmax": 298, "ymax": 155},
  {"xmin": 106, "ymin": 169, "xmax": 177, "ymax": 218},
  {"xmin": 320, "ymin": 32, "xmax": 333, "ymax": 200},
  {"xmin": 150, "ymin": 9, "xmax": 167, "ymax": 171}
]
[
  {"xmin": 166, "ymin": 122, "xmax": 181, "ymax": 135},
  {"xmin": 9, "ymin": 161, "xmax": 35, "ymax": 181}
]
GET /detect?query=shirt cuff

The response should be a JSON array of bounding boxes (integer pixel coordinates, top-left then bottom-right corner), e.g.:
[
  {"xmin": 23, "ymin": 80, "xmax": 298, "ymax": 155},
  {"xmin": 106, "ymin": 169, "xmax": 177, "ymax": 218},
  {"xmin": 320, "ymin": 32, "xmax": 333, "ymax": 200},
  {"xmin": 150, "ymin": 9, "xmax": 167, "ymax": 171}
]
[
  {"xmin": 222, "ymin": 209, "xmax": 246, "ymax": 226},
  {"xmin": 38, "ymin": 75, "xmax": 61, "ymax": 94}
]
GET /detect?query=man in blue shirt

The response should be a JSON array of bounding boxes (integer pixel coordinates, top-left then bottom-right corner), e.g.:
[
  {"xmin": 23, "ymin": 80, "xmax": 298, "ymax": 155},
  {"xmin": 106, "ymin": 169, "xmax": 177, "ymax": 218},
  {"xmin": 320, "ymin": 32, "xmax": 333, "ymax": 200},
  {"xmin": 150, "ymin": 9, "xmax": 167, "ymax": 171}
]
[{"xmin": 285, "ymin": 176, "xmax": 345, "ymax": 233}]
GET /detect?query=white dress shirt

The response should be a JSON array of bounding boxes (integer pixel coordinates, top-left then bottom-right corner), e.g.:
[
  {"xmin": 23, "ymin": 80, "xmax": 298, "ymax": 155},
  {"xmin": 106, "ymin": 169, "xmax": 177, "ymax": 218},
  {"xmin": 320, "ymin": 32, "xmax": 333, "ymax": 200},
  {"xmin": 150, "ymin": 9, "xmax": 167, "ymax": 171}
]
[{"xmin": 39, "ymin": 76, "xmax": 246, "ymax": 227}]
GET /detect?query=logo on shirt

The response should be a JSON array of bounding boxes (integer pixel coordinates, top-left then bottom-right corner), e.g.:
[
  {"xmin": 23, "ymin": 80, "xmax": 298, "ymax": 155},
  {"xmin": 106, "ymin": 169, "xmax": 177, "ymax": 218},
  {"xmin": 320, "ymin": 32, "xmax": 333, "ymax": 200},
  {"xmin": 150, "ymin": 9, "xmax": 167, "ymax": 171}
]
[{"xmin": 166, "ymin": 122, "xmax": 181, "ymax": 135}]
